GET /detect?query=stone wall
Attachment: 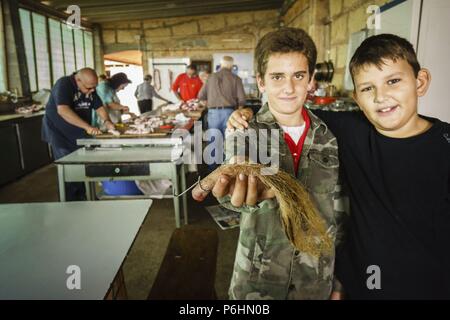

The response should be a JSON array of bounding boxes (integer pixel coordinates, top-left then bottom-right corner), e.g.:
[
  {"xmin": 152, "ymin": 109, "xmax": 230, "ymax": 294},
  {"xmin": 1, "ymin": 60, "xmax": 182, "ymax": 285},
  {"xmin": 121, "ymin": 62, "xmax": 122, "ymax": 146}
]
[
  {"xmin": 327, "ymin": 0, "xmax": 388, "ymax": 91},
  {"xmin": 283, "ymin": 0, "xmax": 390, "ymax": 92},
  {"xmin": 101, "ymin": 9, "xmax": 280, "ymax": 72},
  {"xmin": 282, "ymin": 0, "xmax": 329, "ymax": 63},
  {"xmin": 100, "ymin": 1, "xmax": 401, "ymax": 92}
]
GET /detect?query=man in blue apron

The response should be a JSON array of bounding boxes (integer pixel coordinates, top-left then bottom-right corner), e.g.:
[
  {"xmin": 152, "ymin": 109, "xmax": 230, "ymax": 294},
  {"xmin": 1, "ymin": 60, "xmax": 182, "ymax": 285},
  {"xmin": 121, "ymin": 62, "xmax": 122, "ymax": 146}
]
[{"xmin": 42, "ymin": 68, "xmax": 115, "ymax": 201}]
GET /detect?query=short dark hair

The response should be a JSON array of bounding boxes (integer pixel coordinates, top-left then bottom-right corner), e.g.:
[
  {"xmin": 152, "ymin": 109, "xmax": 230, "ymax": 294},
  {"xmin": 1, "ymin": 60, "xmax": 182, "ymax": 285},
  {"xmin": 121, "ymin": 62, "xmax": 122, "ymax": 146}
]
[
  {"xmin": 144, "ymin": 74, "xmax": 152, "ymax": 81},
  {"xmin": 109, "ymin": 72, "xmax": 131, "ymax": 90},
  {"xmin": 187, "ymin": 64, "xmax": 197, "ymax": 71},
  {"xmin": 350, "ymin": 34, "xmax": 421, "ymax": 80},
  {"xmin": 255, "ymin": 27, "xmax": 317, "ymax": 79}
]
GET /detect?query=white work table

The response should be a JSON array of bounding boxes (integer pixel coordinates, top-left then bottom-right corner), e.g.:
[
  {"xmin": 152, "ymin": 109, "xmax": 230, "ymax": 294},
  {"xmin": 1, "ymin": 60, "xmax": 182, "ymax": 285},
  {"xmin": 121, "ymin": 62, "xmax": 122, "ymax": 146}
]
[
  {"xmin": 54, "ymin": 146, "xmax": 188, "ymax": 227},
  {"xmin": 56, "ymin": 145, "xmax": 182, "ymax": 163},
  {"xmin": 0, "ymin": 200, "xmax": 152, "ymax": 299}
]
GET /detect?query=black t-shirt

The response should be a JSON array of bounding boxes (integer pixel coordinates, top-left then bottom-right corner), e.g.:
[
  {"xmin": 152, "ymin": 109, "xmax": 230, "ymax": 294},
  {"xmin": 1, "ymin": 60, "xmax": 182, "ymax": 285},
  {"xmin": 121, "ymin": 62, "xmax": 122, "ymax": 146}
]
[
  {"xmin": 313, "ymin": 110, "xmax": 450, "ymax": 299},
  {"xmin": 42, "ymin": 75, "xmax": 103, "ymax": 151}
]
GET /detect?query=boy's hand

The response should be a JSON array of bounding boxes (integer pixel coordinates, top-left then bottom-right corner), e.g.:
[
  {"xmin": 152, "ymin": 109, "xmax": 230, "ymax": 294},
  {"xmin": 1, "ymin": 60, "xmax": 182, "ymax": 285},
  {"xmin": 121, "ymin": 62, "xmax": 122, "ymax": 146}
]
[
  {"xmin": 192, "ymin": 172, "xmax": 275, "ymax": 206},
  {"xmin": 330, "ymin": 291, "xmax": 343, "ymax": 300},
  {"xmin": 330, "ymin": 278, "xmax": 344, "ymax": 300},
  {"xmin": 227, "ymin": 108, "xmax": 254, "ymax": 130}
]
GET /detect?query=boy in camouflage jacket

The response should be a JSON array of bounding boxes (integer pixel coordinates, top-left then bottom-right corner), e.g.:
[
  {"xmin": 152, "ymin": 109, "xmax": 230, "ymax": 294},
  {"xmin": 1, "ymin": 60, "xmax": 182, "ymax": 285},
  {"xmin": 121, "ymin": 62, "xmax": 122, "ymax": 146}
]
[{"xmin": 193, "ymin": 28, "xmax": 347, "ymax": 300}]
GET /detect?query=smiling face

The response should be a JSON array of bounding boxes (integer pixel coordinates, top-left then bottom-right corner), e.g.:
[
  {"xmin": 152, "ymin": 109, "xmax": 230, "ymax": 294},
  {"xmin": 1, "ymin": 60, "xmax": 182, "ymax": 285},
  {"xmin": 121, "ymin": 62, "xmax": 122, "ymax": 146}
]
[
  {"xmin": 257, "ymin": 52, "xmax": 313, "ymax": 126},
  {"xmin": 352, "ymin": 58, "xmax": 431, "ymax": 138}
]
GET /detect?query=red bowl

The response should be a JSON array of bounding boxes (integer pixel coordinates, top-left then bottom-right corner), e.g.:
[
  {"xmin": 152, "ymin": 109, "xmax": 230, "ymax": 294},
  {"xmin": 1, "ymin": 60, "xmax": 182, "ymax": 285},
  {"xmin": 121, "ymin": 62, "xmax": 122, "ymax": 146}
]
[
  {"xmin": 159, "ymin": 124, "xmax": 174, "ymax": 130},
  {"xmin": 314, "ymin": 96, "xmax": 336, "ymax": 105}
]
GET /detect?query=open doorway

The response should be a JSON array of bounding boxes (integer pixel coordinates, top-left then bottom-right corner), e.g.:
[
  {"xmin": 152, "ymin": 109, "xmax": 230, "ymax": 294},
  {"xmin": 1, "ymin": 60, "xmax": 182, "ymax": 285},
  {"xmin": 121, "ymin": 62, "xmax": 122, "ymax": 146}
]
[
  {"xmin": 148, "ymin": 57, "xmax": 190, "ymax": 106},
  {"xmin": 191, "ymin": 60, "xmax": 212, "ymax": 74}
]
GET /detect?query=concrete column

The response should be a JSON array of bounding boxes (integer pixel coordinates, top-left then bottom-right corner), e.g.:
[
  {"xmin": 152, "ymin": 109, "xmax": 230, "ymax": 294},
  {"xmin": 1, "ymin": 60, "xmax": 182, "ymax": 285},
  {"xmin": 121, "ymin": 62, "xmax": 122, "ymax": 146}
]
[
  {"xmin": 93, "ymin": 24, "xmax": 105, "ymax": 75},
  {"xmin": 3, "ymin": 0, "xmax": 23, "ymax": 96}
]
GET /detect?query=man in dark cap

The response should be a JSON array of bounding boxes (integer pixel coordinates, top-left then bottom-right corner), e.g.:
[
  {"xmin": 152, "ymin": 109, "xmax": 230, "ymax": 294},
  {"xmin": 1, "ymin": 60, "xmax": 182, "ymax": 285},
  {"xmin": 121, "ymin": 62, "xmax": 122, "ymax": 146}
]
[{"xmin": 96, "ymin": 72, "xmax": 132, "ymax": 124}]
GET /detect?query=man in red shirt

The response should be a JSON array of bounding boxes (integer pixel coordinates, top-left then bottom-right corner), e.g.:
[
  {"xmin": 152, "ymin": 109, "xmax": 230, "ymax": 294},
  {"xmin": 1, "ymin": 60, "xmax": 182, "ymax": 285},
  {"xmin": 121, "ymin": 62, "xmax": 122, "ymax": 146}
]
[{"xmin": 171, "ymin": 64, "xmax": 203, "ymax": 102}]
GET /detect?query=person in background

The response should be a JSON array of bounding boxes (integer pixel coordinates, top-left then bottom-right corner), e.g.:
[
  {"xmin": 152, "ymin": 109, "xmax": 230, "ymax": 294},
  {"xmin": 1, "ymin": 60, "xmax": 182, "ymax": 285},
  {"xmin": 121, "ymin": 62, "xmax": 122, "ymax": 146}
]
[
  {"xmin": 95, "ymin": 72, "xmax": 131, "ymax": 125},
  {"xmin": 134, "ymin": 74, "xmax": 173, "ymax": 114},
  {"xmin": 98, "ymin": 74, "xmax": 108, "ymax": 83},
  {"xmin": 198, "ymin": 56, "xmax": 246, "ymax": 170},
  {"xmin": 171, "ymin": 64, "xmax": 203, "ymax": 102},
  {"xmin": 199, "ymin": 70, "xmax": 210, "ymax": 84},
  {"xmin": 41, "ymin": 68, "xmax": 115, "ymax": 201},
  {"xmin": 198, "ymin": 70, "xmax": 211, "ymax": 130}
]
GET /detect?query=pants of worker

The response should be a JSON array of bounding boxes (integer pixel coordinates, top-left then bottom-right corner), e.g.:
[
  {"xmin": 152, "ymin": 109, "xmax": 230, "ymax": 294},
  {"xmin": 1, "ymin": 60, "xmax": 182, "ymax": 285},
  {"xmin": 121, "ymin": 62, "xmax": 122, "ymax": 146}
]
[
  {"xmin": 206, "ymin": 107, "xmax": 234, "ymax": 171},
  {"xmin": 52, "ymin": 145, "xmax": 86, "ymax": 201},
  {"xmin": 138, "ymin": 99, "xmax": 153, "ymax": 114}
]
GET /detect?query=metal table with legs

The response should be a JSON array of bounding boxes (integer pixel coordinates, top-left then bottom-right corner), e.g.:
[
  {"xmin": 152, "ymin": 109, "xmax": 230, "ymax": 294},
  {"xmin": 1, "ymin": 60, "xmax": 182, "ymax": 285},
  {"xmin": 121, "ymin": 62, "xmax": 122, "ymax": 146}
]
[{"xmin": 55, "ymin": 141, "xmax": 188, "ymax": 228}]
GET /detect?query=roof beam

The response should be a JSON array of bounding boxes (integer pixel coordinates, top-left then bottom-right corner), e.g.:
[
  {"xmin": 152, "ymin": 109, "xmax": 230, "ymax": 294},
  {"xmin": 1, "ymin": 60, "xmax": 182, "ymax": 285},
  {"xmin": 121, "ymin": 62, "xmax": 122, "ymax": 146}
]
[
  {"xmin": 82, "ymin": 2, "xmax": 280, "ymax": 16},
  {"xmin": 39, "ymin": 0, "xmax": 282, "ymax": 23},
  {"xmin": 46, "ymin": 0, "xmax": 273, "ymax": 8}
]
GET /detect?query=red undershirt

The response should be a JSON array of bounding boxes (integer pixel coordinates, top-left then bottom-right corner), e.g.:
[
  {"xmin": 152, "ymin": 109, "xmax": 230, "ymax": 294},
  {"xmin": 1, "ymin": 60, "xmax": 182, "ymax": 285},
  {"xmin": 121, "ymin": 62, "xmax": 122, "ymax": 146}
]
[{"xmin": 282, "ymin": 107, "xmax": 311, "ymax": 176}]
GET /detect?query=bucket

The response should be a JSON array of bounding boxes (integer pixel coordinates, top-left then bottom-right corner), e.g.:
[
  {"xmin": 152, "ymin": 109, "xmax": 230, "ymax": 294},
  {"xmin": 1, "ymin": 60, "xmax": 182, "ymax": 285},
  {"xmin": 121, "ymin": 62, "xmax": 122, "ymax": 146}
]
[{"xmin": 102, "ymin": 181, "xmax": 143, "ymax": 196}]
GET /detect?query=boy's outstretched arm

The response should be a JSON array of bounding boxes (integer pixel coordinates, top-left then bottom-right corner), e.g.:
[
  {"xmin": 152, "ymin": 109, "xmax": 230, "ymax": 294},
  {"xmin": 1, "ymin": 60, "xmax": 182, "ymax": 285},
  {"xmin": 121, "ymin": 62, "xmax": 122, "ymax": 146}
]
[{"xmin": 191, "ymin": 159, "xmax": 276, "ymax": 205}]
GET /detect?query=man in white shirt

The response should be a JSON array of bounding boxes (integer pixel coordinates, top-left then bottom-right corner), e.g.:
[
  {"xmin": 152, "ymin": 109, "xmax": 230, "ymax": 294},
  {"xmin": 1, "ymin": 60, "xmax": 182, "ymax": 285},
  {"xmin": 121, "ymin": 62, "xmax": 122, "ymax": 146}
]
[{"xmin": 135, "ymin": 75, "xmax": 172, "ymax": 114}]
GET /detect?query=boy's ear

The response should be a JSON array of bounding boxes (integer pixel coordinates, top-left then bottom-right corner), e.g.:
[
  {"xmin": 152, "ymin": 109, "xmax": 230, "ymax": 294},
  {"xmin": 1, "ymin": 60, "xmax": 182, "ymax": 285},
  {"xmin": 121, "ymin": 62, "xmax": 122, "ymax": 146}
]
[
  {"xmin": 351, "ymin": 90, "xmax": 358, "ymax": 103},
  {"xmin": 307, "ymin": 72, "xmax": 316, "ymax": 91},
  {"xmin": 256, "ymin": 73, "xmax": 265, "ymax": 93},
  {"xmin": 351, "ymin": 90, "xmax": 362, "ymax": 111},
  {"xmin": 416, "ymin": 68, "xmax": 431, "ymax": 97}
]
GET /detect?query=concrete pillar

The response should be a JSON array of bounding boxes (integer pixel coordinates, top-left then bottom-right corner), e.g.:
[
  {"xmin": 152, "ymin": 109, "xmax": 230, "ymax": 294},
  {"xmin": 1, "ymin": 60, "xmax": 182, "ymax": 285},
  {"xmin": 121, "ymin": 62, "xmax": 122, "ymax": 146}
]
[
  {"xmin": 309, "ymin": 0, "xmax": 330, "ymax": 62},
  {"xmin": 93, "ymin": 24, "xmax": 105, "ymax": 75},
  {"xmin": 0, "ymin": 0, "xmax": 7, "ymax": 92},
  {"xmin": 3, "ymin": 0, "xmax": 23, "ymax": 96}
]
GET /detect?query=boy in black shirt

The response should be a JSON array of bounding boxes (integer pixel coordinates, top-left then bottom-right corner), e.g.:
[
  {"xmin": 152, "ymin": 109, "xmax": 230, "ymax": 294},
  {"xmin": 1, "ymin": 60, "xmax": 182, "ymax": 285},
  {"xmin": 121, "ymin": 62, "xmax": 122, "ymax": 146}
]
[
  {"xmin": 195, "ymin": 34, "xmax": 450, "ymax": 299},
  {"xmin": 318, "ymin": 34, "xmax": 450, "ymax": 299}
]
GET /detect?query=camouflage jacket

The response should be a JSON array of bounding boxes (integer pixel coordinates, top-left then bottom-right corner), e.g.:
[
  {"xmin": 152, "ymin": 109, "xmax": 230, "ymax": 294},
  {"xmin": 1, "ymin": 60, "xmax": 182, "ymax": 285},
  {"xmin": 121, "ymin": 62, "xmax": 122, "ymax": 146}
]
[{"xmin": 220, "ymin": 103, "xmax": 347, "ymax": 300}]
